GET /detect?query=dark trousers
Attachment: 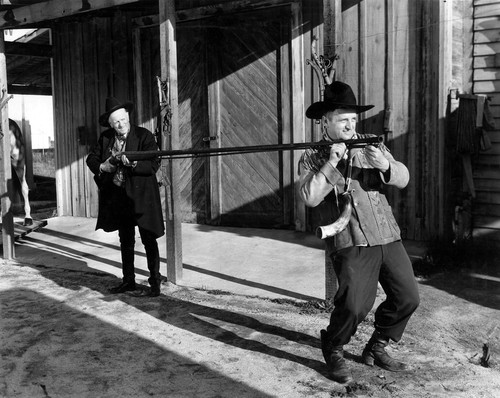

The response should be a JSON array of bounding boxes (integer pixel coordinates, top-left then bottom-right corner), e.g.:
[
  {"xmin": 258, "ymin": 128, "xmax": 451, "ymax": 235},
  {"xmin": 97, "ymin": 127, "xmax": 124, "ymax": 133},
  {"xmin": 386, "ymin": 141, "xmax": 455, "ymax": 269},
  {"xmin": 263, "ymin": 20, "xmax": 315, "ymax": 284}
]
[
  {"xmin": 326, "ymin": 241, "xmax": 420, "ymax": 346},
  {"xmin": 118, "ymin": 225, "xmax": 161, "ymax": 288}
]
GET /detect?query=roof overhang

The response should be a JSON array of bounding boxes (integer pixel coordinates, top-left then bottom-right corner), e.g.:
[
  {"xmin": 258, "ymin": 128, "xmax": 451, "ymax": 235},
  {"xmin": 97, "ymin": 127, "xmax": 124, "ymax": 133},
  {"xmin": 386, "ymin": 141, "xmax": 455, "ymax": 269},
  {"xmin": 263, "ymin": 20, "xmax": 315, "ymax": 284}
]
[{"xmin": 0, "ymin": 0, "xmax": 152, "ymax": 28}]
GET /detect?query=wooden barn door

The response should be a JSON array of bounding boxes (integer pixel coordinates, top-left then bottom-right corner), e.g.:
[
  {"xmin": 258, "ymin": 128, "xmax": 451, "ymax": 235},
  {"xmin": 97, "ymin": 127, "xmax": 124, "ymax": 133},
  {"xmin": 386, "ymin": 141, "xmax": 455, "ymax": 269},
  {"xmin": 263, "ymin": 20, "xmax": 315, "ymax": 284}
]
[
  {"xmin": 206, "ymin": 8, "xmax": 292, "ymax": 228},
  {"xmin": 135, "ymin": 7, "xmax": 293, "ymax": 229}
]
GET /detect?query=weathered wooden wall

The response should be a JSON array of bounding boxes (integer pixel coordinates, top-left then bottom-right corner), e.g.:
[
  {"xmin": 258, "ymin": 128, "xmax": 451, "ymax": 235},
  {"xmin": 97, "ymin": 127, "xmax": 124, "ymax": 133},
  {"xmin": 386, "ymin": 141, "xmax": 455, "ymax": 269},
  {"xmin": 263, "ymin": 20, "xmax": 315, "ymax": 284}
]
[
  {"xmin": 51, "ymin": 1, "xmax": 322, "ymax": 231},
  {"xmin": 51, "ymin": 0, "xmax": 473, "ymax": 245},
  {"xmin": 328, "ymin": 0, "xmax": 453, "ymax": 242},
  {"xmin": 52, "ymin": 13, "xmax": 134, "ymax": 218},
  {"xmin": 471, "ymin": 0, "xmax": 500, "ymax": 244}
]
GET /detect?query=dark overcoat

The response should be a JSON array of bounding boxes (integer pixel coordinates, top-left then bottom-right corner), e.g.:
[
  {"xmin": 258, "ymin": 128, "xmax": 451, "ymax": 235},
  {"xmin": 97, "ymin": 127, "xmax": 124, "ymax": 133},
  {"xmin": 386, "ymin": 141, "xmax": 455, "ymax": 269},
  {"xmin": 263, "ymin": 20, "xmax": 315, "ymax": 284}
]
[{"xmin": 86, "ymin": 125, "xmax": 165, "ymax": 238}]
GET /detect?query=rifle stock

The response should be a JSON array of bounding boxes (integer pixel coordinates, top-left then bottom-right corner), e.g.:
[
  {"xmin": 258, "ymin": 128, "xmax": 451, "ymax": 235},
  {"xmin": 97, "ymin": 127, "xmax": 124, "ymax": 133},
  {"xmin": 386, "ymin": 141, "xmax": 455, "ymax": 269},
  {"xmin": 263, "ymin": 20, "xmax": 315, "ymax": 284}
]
[{"xmin": 120, "ymin": 136, "xmax": 383, "ymax": 161}]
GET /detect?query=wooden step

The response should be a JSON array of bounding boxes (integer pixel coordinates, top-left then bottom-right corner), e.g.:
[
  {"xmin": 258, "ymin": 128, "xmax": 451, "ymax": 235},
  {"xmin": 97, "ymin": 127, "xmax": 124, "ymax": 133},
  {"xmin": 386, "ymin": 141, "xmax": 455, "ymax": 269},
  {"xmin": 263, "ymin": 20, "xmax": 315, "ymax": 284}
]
[{"xmin": 0, "ymin": 219, "xmax": 48, "ymax": 244}]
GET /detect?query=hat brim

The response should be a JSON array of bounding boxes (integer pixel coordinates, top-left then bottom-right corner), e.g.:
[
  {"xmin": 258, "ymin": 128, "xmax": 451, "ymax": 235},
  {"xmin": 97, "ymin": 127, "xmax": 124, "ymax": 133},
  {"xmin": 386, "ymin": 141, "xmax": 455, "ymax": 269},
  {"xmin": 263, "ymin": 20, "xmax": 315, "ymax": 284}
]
[
  {"xmin": 99, "ymin": 102, "xmax": 134, "ymax": 127},
  {"xmin": 306, "ymin": 101, "xmax": 374, "ymax": 120}
]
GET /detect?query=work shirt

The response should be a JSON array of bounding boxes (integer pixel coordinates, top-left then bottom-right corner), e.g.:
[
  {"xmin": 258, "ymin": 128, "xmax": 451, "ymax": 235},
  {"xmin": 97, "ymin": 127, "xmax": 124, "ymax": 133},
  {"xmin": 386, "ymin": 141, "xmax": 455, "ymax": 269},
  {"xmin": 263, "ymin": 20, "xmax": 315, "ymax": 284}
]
[{"xmin": 299, "ymin": 134, "xmax": 409, "ymax": 255}]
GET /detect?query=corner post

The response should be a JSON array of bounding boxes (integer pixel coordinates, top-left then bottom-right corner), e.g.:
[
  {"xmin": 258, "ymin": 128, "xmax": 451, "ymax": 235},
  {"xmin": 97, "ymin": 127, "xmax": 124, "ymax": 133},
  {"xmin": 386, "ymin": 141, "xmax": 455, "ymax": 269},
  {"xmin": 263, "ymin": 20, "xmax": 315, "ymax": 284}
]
[
  {"xmin": 0, "ymin": 34, "xmax": 14, "ymax": 259},
  {"xmin": 159, "ymin": 0, "xmax": 182, "ymax": 283}
]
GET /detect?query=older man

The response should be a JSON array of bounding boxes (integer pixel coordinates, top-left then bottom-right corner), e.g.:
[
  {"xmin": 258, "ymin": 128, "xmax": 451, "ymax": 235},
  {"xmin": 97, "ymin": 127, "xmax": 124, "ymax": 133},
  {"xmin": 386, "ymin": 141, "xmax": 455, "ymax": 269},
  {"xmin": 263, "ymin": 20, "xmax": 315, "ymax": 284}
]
[
  {"xmin": 86, "ymin": 97, "xmax": 164, "ymax": 297},
  {"xmin": 299, "ymin": 81, "xmax": 419, "ymax": 384}
]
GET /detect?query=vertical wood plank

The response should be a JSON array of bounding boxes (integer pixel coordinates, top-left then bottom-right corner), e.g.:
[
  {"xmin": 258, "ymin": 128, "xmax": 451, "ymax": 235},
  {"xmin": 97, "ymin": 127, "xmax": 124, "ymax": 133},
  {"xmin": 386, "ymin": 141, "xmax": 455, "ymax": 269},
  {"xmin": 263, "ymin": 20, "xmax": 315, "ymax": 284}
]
[
  {"xmin": 160, "ymin": 0, "xmax": 183, "ymax": 283},
  {"xmin": 73, "ymin": 22, "xmax": 87, "ymax": 217},
  {"xmin": 391, "ymin": 0, "xmax": 414, "ymax": 239},
  {"xmin": 208, "ymin": 54, "xmax": 222, "ymax": 224},
  {"xmin": 0, "ymin": 35, "xmax": 14, "ymax": 258},
  {"xmin": 112, "ymin": 12, "xmax": 130, "ymax": 102},
  {"xmin": 338, "ymin": 1, "xmax": 359, "ymax": 88},
  {"xmin": 438, "ymin": 0, "xmax": 453, "ymax": 238},
  {"xmin": 280, "ymin": 10, "xmax": 292, "ymax": 226},
  {"xmin": 53, "ymin": 23, "xmax": 72, "ymax": 217},
  {"xmin": 68, "ymin": 23, "xmax": 79, "ymax": 216},
  {"xmin": 290, "ymin": 2, "xmax": 306, "ymax": 231},
  {"xmin": 360, "ymin": 0, "xmax": 385, "ymax": 134},
  {"xmin": 323, "ymin": 0, "xmax": 337, "ymax": 61},
  {"xmin": 83, "ymin": 18, "xmax": 99, "ymax": 218}
]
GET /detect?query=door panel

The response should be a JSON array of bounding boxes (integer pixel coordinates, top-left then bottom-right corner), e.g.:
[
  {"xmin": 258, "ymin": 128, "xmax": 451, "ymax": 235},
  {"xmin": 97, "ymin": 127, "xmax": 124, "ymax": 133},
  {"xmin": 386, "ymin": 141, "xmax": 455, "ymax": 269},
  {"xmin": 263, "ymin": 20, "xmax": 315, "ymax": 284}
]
[
  {"xmin": 208, "ymin": 9, "xmax": 291, "ymax": 228},
  {"xmin": 177, "ymin": 24, "xmax": 210, "ymax": 223}
]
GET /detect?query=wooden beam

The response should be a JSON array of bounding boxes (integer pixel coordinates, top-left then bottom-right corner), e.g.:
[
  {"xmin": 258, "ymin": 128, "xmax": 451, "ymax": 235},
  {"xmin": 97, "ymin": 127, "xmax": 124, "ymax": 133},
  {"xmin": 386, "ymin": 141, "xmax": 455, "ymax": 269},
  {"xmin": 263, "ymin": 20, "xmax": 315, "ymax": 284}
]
[
  {"xmin": 8, "ymin": 84, "xmax": 51, "ymax": 95},
  {"xmin": 176, "ymin": 0, "xmax": 295, "ymax": 22},
  {"xmin": 0, "ymin": 0, "xmax": 144, "ymax": 28},
  {"xmin": 0, "ymin": 34, "xmax": 14, "ymax": 259},
  {"xmin": 4, "ymin": 42, "xmax": 52, "ymax": 57},
  {"xmin": 159, "ymin": 0, "xmax": 182, "ymax": 284}
]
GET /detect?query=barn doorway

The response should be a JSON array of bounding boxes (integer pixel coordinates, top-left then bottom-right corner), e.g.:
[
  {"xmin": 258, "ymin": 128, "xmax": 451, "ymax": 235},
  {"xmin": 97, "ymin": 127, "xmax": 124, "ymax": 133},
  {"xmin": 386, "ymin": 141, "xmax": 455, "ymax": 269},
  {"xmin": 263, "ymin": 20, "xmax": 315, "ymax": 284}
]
[{"xmin": 5, "ymin": 29, "xmax": 56, "ymax": 223}]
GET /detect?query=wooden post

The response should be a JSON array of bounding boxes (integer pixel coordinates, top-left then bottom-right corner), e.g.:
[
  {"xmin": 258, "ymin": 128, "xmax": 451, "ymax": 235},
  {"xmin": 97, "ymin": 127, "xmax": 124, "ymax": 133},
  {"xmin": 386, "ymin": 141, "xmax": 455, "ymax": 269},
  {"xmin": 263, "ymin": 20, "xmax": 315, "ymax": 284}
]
[
  {"xmin": 0, "ymin": 34, "xmax": 14, "ymax": 259},
  {"xmin": 291, "ymin": 2, "xmax": 306, "ymax": 232},
  {"xmin": 438, "ymin": 0, "xmax": 453, "ymax": 237},
  {"xmin": 159, "ymin": 0, "xmax": 182, "ymax": 283}
]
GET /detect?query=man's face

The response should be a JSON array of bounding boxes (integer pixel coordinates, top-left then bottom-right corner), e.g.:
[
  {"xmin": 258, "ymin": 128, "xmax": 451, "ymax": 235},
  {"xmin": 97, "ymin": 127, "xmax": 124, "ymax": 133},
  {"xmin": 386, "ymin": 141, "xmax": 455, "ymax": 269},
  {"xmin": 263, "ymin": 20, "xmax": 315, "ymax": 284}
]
[
  {"xmin": 108, "ymin": 108, "xmax": 130, "ymax": 137},
  {"xmin": 322, "ymin": 108, "xmax": 357, "ymax": 141}
]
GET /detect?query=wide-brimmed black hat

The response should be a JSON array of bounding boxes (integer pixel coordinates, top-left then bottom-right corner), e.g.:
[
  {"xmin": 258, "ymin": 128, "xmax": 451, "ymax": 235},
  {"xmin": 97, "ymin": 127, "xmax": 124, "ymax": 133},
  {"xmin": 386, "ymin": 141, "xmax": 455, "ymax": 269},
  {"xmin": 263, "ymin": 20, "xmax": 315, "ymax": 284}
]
[
  {"xmin": 306, "ymin": 81, "xmax": 374, "ymax": 119},
  {"xmin": 99, "ymin": 97, "xmax": 134, "ymax": 127}
]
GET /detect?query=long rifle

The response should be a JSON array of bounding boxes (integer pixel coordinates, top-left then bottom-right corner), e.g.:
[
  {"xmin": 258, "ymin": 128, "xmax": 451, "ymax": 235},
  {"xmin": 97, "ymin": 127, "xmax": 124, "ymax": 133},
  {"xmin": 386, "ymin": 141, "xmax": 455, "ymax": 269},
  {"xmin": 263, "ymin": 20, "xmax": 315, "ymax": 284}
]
[{"xmin": 121, "ymin": 136, "xmax": 383, "ymax": 161}]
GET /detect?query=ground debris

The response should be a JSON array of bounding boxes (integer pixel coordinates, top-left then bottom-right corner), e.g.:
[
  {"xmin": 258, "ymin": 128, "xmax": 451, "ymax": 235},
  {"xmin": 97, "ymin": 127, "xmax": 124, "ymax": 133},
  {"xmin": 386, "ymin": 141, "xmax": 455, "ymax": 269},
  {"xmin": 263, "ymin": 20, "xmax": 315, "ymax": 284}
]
[
  {"xmin": 480, "ymin": 343, "xmax": 491, "ymax": 368},
  {"xmin": 204, "ymin": 289, "xmax": 234, "ymax": 296},
  {"xmin": 268, "ymin": 297, "xmax": 335, "ymax": 314}
]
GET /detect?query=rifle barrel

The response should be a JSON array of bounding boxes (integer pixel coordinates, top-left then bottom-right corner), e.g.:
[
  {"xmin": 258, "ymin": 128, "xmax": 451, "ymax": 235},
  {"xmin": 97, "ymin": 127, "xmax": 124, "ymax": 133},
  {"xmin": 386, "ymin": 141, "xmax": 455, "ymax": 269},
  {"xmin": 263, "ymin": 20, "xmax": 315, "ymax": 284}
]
[{"xmin": 122, "ymin": 136, "xmax": 383, "ymax": 161}]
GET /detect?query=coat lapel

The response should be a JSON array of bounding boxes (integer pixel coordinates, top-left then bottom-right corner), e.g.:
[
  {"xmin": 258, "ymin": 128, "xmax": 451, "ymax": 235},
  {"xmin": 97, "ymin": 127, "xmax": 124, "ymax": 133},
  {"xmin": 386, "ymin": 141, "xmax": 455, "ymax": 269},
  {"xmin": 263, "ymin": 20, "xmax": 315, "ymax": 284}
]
[{"xmin": 126, "ymin": 125, "xmax": 140, "ymax": 152}]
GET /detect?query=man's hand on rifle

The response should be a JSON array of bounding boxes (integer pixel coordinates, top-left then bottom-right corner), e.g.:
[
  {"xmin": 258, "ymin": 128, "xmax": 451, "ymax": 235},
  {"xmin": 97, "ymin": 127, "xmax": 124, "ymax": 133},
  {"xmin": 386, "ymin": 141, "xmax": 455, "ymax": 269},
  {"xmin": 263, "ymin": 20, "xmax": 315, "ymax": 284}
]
[
  {"xmin": 100, "ymin": 156, "xmax": 117, "ymax": 173},
  {"xmin": 364, "ymin": 145, "xmax": 389, "ymax": 172},
  {"xmin": 119, "ymin": 154, "xmax": 137, "ymax": 168},
  {"xmin": 328, "ymin": 143, "xmax": 347, "ymax": 167}
]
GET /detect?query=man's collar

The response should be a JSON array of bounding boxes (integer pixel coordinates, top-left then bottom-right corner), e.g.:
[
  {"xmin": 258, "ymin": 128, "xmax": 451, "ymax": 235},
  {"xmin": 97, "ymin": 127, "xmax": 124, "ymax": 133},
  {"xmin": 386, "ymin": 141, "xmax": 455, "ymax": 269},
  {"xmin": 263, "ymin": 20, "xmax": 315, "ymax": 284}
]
[{"xmin": 115, "ymin": 132, "xmax": 129, "ymax": 142}]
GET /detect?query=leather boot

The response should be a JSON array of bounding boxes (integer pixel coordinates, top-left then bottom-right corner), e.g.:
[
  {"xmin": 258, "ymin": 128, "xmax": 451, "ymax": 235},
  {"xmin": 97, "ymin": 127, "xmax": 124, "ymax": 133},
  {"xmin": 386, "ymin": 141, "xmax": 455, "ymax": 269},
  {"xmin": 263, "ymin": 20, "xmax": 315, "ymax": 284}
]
[
  {"xmin": 320, "ymin": 330, "xmax": 353, "ymax": 384},
  {"xmin": 362, "ymin": 331, "xmax": 408, "ymax": 372}
]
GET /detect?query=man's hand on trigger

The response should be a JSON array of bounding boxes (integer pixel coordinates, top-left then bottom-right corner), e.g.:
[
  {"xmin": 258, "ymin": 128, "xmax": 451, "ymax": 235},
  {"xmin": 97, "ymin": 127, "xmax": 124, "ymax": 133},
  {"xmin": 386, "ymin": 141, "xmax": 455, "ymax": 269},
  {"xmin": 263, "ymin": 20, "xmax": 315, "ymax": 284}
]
[
  {"xmin": 364, "ymin": 145, "xmax": 389, "ymax": 172},
  {"xmin": 328, "ymin": 143, "xmax": 347, "ymax": 167},
  {"xmin": 100, "ymin": 157, "xmax": 117, "ymax": 173}
]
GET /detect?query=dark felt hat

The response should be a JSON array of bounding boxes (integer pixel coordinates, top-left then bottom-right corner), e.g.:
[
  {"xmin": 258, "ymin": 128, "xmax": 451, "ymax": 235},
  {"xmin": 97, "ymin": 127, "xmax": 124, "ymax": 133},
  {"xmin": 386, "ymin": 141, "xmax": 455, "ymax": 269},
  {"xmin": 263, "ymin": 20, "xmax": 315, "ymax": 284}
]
[
  {"xmin": 306, "ymin": 81, "xmax": 374, "ymax": 119},
  {"xmin": 99, "ymin": 97, "xmax": 134, "ymax": 127}
]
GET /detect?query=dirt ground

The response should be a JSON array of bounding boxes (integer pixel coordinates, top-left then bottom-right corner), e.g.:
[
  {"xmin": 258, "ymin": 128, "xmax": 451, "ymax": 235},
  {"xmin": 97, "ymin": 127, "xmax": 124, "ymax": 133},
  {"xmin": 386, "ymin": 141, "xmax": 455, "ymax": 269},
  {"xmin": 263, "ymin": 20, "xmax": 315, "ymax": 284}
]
[{"xmin": 1, "ymin": 256, "xmax": 499, "ymax": 398}]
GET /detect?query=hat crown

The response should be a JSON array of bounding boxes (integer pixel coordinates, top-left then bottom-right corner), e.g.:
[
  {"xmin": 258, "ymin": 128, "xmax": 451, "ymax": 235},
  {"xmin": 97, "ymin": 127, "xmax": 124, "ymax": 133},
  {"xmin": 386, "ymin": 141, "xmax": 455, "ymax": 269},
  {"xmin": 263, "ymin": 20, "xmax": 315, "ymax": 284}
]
[
  {"xmin": 323, "ymin": 81, "xmax": 358, "ymax": 108},
  {"xmin": 104, "ymin": 97, "xmax": 123, "ymax": 113}
]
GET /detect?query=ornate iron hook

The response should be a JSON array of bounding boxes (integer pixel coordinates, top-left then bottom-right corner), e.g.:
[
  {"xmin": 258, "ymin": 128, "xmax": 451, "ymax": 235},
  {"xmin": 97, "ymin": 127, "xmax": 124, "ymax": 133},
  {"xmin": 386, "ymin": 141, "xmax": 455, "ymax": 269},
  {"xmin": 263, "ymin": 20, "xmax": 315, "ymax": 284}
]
[{"xmin": 306, "ymin": 36, "xmax": 338, "ymax": 100}]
